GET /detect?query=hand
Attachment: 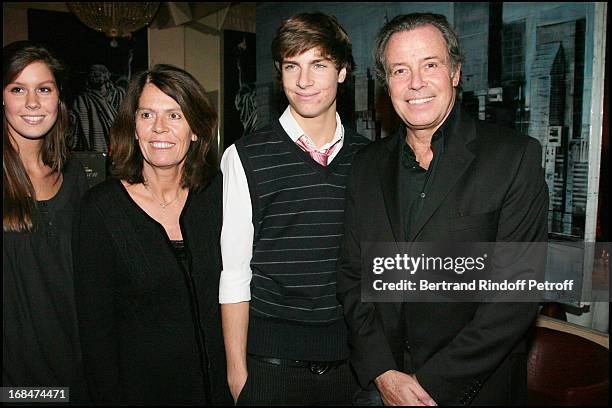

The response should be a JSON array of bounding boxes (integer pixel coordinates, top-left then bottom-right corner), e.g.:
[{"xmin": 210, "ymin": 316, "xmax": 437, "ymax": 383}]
[
  {"xmin": 375, "ymin": 370, "xmax": 437, "ymax": 406},
  {"xmin": 227, "ymin": 368, "xmax": 248, "ymax": 403}
]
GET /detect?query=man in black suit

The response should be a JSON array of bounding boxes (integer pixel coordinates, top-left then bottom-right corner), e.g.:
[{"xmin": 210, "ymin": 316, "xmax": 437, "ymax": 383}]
[{"xmin": 337, "ymin": 13, "xmax": 549, "ymax": 406}]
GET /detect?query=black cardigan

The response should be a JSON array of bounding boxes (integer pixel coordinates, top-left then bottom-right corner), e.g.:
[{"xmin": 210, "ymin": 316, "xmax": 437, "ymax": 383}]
[{"xmin": 73, "ymin": 172, "xmax": 231, "ymax": 405}]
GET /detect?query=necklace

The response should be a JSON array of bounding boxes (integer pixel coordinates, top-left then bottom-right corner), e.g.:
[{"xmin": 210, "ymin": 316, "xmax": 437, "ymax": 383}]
[{"xmin": 144, "ymin": 183, "xmax": 181, "ymax": 209}]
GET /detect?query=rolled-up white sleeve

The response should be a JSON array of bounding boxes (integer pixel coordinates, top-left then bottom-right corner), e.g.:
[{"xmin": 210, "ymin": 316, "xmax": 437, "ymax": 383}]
[{"xmin": 219, "ymin": 144, "xmax": 253, "ymax": 303}]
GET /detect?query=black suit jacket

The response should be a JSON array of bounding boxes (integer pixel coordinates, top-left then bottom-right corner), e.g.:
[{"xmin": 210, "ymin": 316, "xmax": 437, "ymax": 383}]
[{"xmin": 337, "ymin": 109, "xmax": 549, "ymax": 405}]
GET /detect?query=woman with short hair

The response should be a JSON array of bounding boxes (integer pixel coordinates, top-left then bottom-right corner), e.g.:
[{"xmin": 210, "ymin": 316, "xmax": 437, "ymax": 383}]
[{"xmin": 73, "ymin": 64, "xmax": 231, "ymax": 405}]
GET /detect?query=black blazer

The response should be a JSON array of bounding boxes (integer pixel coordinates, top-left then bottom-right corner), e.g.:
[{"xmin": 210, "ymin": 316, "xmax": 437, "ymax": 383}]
[
  {"xmin": 73, "ymin": 172, "xmax": 232, "ymax": 405},
  {"xmin": 337, "ymin": 109, "xmax": 549, "ymax": 405}
]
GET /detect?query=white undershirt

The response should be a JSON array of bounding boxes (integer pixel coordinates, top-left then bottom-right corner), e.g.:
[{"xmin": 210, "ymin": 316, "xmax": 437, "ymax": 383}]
[{"xmin": 218, "ymin": 106, "xmax": 344, "ymax": 303}]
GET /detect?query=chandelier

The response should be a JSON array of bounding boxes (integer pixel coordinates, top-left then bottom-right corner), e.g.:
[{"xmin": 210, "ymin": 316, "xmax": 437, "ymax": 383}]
[{"xmin": 67, "ymin": 2, "xmax": 160, "ymax": 46}]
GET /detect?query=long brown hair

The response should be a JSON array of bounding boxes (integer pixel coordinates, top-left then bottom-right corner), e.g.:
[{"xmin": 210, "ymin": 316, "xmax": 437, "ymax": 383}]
[
  {"xmin": 110, "ymin": 64, "xmax": 217, "ymax": 190},
  {"xmin": 3, "ymin": 41, "xmax": 69, "ymax": 232}
]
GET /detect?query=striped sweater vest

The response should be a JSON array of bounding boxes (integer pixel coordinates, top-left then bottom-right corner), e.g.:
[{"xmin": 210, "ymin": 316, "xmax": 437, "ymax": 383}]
[{"xmin": 235, "ymin": 119, "xmax": 369, "ymax": 360}]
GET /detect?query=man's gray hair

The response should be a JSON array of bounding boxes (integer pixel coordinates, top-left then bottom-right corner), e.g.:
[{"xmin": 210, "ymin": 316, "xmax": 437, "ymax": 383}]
[{"xmin": 373, "ymin": 13, "xmax": 464, "ymax": 86}]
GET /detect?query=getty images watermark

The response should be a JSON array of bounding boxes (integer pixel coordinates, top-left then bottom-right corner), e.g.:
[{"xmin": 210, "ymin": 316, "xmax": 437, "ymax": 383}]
[{"xmin": 361, "ymin": 242, "xmax": 610, "ymax": 302}]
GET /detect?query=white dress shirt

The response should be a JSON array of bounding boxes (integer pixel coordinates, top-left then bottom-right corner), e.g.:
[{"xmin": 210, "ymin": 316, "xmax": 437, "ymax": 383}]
[{"xmin": 219, "ymin": 106, "xmax": 345, "ymax": 303}]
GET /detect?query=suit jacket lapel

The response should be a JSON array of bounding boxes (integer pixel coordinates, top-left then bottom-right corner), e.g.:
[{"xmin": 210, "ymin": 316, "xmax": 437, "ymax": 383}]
[
  {"xmin": 408, "ymin": 110, "xmax": 476, "ymax": 241},
  {"xmin": 377, "ymin": 134, "xmax": 403, "ymax": 316},
  {"xmin": 378, "ymin": 134, "xmax": 403, "ymax": 244}
]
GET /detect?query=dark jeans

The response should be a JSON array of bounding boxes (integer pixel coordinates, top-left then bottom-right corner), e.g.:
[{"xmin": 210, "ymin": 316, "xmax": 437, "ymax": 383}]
[{"xmin": 236, "ymin": 355, "xmax": 358, "ymax": 406}]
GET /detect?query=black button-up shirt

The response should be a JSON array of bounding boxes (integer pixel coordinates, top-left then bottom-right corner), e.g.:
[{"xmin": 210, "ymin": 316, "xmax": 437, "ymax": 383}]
[
  {"xmin": 398, "ymin": 115, "xmax": 450, "ymax": 240},
  {"xmin": 398, "ymin": 105, "xmax": 458, "ymax": 371}
]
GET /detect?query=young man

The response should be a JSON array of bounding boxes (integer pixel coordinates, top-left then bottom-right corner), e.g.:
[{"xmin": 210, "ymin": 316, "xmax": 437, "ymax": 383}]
[
  {"xmin": 337, "ymin": 13, "xmax": 548, "ymax": 406},
  {"xmin": 219, "ymin": 12, "xmax": 369, "ymax": 405}
]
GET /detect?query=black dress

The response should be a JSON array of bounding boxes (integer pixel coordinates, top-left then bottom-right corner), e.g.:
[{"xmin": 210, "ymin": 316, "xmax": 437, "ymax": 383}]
[
  {"xmin": 3, "ymin": 159, "xmax": 89, "ymax": 400},
  {"xmin": 72, "ymin": 172, "xmax": 231, "ymax": 405}
]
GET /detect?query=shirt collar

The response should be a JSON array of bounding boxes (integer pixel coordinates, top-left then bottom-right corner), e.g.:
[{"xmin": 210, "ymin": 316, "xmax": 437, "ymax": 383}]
[
  {"xmin": 399, "ymin": 103, "xmax": 459, "ymax": 169},
  {"xmin": 436, "ymin": 102, "xmax": 459, "ymax": 144},
  {"xmin": 279, "ymin": 105, "xmax": 344, "ymax": 151},
  {"xmin": 398, "ymin": 102, "xmax": 459, "ymax": 152}
]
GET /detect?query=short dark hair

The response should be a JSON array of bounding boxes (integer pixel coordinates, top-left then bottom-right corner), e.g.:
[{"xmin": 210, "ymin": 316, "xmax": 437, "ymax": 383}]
[
  {"xmin": 110, "ymin": 64, "xmax": 217, "ymax": 190},
  {"xmin": 271, "ymin": 12, "xmax": 355, "ymax": 78},
  {"xmin": 374, "ymin": 13, "xmax": 463, "ymax": 86},
  {"xmin": 3, "ymin": 41, "xmax": 69, "ymax": 232}
]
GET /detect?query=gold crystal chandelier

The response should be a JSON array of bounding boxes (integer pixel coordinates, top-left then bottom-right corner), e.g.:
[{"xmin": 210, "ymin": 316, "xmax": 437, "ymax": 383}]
[{"xmin": 67, "ymin": 2, "xmax": 160, "ymax": 46}]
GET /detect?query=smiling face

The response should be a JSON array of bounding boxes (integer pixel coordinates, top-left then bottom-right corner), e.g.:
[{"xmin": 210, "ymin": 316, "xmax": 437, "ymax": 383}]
[
  {"xmin": 385, "ymin": 25, "xmax": 460, "ymax": 136},
  {"xmin": 281, "ymin": 47, "xmax": 346, "ymax": 124},
  {"xmin": 3, "ymin": 61, "xmax": 59, "ymax": 141},
  {"xmin": 135, "ymin": 83, "xmax": 197, "ymax": 172}
]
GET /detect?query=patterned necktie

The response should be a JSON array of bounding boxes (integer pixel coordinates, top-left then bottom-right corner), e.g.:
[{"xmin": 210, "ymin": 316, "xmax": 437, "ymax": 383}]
[{"xmin": 295, "ymin": 135, "xmax": 338, "ymax": 166}]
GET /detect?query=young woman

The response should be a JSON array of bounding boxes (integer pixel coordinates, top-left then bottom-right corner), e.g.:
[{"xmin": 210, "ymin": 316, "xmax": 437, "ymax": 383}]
[{"xmin": 3, "ymin": 41, "xmax": 89, "ymax": 400}]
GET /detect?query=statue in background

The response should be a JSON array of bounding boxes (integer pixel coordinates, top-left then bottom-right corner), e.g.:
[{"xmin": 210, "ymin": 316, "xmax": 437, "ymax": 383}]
[
  {"xmin": 234, "ymin": 38, "xmax": 257, "ymax": 138},
  {"xmin": 70, "ymin": 50, "xmax": 132, "ymax": 152}
]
